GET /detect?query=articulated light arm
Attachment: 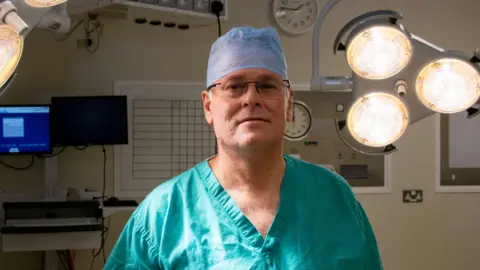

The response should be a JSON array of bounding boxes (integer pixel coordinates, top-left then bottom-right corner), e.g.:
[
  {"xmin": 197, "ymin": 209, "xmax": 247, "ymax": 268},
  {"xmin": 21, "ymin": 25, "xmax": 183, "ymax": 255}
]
[
  {"xmin": 311, "ymin": 0, "xmax": 352, "ymax": 92},
  {"xmin": 0, "ymin": 1, "xmax": 29, "ymax": 35}
]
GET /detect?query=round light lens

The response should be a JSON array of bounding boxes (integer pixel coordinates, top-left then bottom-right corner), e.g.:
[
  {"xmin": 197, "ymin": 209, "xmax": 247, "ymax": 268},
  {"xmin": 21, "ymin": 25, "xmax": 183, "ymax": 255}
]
[
  {"xmin": 0, "ymin": 25, "xmax": 23, "ymax": 90},
  {"xmin": 24, "ymin": 0, "xmax": 67, "ymax": 8},
  {"xmin": 347, "ymin": 92, "xmax": 409, "ymax": 147},
  {"xmin": 347, "ymin": 25, "xmax": 413, "ymax": 80},
  {"xmin": 416, "ymin": 58, "xmax": 480, "ymax": 113}
]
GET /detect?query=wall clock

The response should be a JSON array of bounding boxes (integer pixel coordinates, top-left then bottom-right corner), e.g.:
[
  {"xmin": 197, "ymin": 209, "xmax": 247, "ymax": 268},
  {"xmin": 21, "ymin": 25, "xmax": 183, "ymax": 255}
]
[
  {"xmin": 272, "ymin": 0, "xmax": 319, "ymax": 35},
  {"xmin": 284, "ymin": 100, "xmax": 313, "ymax": 141}
]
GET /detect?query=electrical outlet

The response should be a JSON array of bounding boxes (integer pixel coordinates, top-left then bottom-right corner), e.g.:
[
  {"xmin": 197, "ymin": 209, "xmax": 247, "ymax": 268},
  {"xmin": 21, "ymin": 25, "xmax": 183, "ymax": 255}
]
[
  {"xmin": 177, "ymin": 0, "xmax": 194, "ymax": 10},
  {"xmin": 403, "ymin": 189, "xmax": 423, "ymax": 203},
  {"xmin": 194, "ymin": 0, "xmax": 209, "ymax": 13}
]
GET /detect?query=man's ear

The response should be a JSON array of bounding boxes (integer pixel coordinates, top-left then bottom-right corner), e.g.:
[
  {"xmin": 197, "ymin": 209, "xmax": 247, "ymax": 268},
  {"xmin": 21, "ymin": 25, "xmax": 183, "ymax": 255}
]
[
  {"xmin": 202, "ymin": 90, "xmax": 214, "ymax": 125},
  {"xmin": 286, "ymin": 88, "xmax": 294, "ymax": 122}
]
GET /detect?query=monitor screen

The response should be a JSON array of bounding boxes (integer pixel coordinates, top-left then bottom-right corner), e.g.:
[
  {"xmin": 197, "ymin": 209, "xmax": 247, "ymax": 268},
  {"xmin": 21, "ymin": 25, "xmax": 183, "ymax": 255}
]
[
  {"xmin": 0, "ymin": 106, "xmax": 52, "ymax": 155},
  {"xmin": 50, "ymin": 95, "xmax": 128, "ymax": 146}
]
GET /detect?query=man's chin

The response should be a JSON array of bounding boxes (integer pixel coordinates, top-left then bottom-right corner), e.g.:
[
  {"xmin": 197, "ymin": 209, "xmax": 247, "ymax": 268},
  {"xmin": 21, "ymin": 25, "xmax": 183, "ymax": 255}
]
[{"xmin": 235, "ymin": 134, "xmax": 279, "ymax": 148}]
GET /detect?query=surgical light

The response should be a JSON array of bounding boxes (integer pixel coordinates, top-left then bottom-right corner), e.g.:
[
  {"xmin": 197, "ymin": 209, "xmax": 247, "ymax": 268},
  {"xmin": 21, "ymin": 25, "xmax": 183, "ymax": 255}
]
[
  {"xmin": 347, "ymin": 92, "xmax": 409, "ymax": 147},
  {"xmin": 415, "ymin": 58, "xmax": 480, "ymax": 113},
  {"xmin": 24, "ymin": 0, "xmax": 67, "ymax": 8},
  {"xmin": 0, "ymin": 0, "xmax": 70, "ymax": 94},
  {"xmin": 346, "ymin": 25, "xmax": 413, "ymax": 80},
  {"xmin": 0, "ymin": 25, "xmax": 23, "ymax": 90},
  {"xmin": 311, "ymin": 0, "xmax": 480, "ymax": 155}
]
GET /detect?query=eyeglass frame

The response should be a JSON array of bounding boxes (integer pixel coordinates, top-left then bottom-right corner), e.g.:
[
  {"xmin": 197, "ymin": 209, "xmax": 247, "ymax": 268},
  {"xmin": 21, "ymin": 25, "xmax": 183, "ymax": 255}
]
[{"xmin": 206, "ymin": 79, "xmax": 291, "ymax": 99}]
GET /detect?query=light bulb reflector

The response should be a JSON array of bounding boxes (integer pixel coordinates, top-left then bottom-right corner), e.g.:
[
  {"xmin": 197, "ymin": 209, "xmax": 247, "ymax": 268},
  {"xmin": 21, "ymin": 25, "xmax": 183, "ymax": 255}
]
[
  {"xmin": 416, "ymin": 58, "xmax": 480, "ymax": 113},
  {"xmin": 0, "ymin": 25, "xmax": 23, "ymax": 90},
  {"xmin": 347, "ymin": 25, "xmax": 412, "ymax": 80},
  {"xmin": 347, "ymin": 92, "xmax": 409, "ymax": 147},
  {"xmin": 24, "ymin": 0, "xmax": 67, "ymax": 7}
]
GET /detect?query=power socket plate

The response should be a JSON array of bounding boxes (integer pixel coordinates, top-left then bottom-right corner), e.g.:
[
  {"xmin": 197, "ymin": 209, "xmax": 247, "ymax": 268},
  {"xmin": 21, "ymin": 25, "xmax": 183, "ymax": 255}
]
[{"xmin": 403, "ymin": 189, "xmax": 423, "ymax": 203}]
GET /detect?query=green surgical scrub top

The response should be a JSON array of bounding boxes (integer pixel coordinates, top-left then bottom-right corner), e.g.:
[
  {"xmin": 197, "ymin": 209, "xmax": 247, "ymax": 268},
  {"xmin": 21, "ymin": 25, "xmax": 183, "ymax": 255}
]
[{"xmin": 105, "ymin": 154, "xmax": 383, "ymax": 269}]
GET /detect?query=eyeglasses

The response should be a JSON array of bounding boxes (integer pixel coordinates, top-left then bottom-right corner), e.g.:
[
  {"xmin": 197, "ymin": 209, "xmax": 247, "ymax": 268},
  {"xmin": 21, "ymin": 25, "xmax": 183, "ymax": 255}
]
[{"xmin": 207, "ymin": 79, "xmax": 291, "ymax": 99}]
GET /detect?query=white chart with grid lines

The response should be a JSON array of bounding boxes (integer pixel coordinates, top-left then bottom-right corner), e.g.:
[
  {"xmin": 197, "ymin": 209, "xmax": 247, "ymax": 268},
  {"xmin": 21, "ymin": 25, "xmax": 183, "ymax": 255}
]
[{"xmin": 114, "ymin": 82, "xmax": 216, "ymax": 198}]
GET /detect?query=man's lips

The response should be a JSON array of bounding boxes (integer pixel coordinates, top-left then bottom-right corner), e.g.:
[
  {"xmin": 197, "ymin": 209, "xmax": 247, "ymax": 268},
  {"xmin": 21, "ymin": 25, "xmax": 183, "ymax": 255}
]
[{"xmin": 239, "ymin": 117, "xmax": 270, "ymax": 123}]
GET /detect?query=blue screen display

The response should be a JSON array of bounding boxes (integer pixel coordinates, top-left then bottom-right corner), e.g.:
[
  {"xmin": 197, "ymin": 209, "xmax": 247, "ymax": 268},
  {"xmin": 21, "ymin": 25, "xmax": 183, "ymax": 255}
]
[{"xmin": 0, "ymin": 106, "xmax": 51, "ymax": 154}]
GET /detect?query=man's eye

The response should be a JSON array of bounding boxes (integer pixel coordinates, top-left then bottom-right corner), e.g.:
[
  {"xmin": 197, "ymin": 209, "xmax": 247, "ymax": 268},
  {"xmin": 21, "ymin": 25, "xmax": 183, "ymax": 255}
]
[
  {"xmin": 257, "ymin": 83, "xmax": 275, "ymax": 89},
  {"xmin": 227, "ymin": 84, "xmax": 244, "ymax": 90}
]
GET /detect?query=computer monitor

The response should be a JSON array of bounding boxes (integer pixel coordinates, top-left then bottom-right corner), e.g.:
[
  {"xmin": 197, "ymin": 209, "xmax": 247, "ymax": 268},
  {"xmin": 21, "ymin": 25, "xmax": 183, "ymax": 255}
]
[
  {"xmin": 50, "ymin": 95, "xmax": 128, "ymax": 146},
  {"xmin": 0, "ymin": 105, "xmax": 52, "ymax": 155}
]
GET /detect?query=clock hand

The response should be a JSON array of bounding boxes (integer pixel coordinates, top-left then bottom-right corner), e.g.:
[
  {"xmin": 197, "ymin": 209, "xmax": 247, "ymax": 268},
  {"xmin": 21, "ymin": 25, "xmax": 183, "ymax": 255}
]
[
  {"xmin": 279, "ymin": 4, "xmax": 304, "ymax": 11},
  {"xmin": 280, "ymin": 6, "xmax": 298, "ymax": 11},
  {"xmin": 294, "ymin": 4, "xmax": 304, "ymax": 11}
]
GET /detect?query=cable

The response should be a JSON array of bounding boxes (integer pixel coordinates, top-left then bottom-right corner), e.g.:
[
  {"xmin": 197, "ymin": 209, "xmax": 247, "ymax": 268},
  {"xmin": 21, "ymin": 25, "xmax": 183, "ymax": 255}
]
[
  {"xmin": 83, "ymin": 14, "xmax": 102, "ymax": 54},
  {"xmin": 57, "ymin": 251, "xmax": 69, "ymax": 270},
  {"xmin": 101, "ymin": 145, "xmax": 106, "ymax": 199},
  {"xmin": 210, "ymin": 1, "xmax": 224, "ymax": 37},
  {"xmin": 0, "ymin": 155, "xmax": 35, "ymax": 170},
  {"xmin": 0, "ymin": 146, "xmax": 68, "ymax": 169},
  {"xmin": 38, "ymin": 146, "xmax": 67, "ymax": 158},
  {"xmin": 90, "ymin": 145, "xmax": 109, "ymax": 269},
  {"xmin": 210, "ymin": 1, "xmax": 224, "ymax": 155},
  {"xmin": 67, "ymin": 250, "xmax": 75, "ymax": 270}
]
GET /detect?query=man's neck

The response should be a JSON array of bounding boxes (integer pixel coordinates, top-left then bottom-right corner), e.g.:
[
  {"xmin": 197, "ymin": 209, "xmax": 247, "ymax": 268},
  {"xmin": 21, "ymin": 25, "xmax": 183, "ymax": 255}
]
[{"xmin": 210, "ymin": 142, "xmax": 286, "ymax": 194}]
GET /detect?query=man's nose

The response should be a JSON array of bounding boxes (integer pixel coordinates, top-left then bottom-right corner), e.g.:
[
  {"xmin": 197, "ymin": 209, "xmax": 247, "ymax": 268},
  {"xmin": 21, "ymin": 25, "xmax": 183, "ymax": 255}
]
[{"xmin": 242, "ymin": 84, "xmax": 262, "ymax": 108}]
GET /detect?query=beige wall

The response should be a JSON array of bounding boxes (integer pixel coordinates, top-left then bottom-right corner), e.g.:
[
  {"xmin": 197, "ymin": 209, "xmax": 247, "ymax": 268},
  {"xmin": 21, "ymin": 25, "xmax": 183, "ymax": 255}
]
[{"xmin": 1, "ymin": 0, "xmax": 480, "ymax": 269}]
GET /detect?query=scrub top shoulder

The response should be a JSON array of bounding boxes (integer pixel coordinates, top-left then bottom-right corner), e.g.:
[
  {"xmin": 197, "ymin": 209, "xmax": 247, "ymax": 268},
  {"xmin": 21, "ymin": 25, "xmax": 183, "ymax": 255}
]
[{"xmin": 105, "ymin": 154, "xmax": 383, "ymax": 270}]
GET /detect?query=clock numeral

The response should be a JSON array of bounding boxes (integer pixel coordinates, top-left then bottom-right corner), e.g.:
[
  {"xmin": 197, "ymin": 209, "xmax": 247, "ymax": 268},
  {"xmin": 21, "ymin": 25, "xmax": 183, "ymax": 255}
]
[
  {"xmin": 306, "ymin": 15, "xmax": 311, "ymax": 20},
  {"xmin": 288, "ymin": 20, "xmax": 292, "ymax": 24},
  {"xmin": 293, "ymin": 22, "xmax": 298, "ymax": 27},
  {"xmin": 308, "ymin": 8, "xmax": 313, "ymax": 13},
  {"xmin": 300, "ymin": 21, "xmax": 305, "ymax": 26}
]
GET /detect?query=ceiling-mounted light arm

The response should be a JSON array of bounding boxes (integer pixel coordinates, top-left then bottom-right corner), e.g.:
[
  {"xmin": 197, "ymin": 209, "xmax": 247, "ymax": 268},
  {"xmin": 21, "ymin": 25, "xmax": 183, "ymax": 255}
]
[
  {"xmin": 0, "ymin": 1, "xmax": 29, "ymax": 35},
  {"xmin": 332, "ymin": 10, "xmax": 404, "ymax": 54},
  {"xmin": 311, "ymin": 0, "xmax": 353, "ymax": 92},
  {"xmin": 335, "ymin": 119, "xmax": 398, "ymax": 156},
  {"xmin": 9, "ymin": 0, "xmax": 61, "ymax": 37}
]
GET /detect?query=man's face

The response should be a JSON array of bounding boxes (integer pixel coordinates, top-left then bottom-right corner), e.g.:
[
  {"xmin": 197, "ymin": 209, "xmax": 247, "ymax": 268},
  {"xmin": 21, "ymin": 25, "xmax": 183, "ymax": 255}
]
[{"xmin": 202, "ymin": 68, "xmax": 294, "ymax": 149}]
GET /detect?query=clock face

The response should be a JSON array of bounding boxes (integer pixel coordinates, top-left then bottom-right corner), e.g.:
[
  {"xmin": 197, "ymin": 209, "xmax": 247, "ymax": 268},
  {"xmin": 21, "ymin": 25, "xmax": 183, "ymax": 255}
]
[
  {"xmin": 273, "ymin": 0, "xmax": 319, "ymax": 35},
  {"xmin": 284, "ymin": 100, "xmax": 313, "ymax": 141}
]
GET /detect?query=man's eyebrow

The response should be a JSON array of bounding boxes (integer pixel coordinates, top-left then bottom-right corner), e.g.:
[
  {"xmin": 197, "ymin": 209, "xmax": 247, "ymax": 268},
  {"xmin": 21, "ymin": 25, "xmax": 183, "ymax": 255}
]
[
  {"xmin": 224, "ymin": 75, "xmax": 246, "ymax": 81},
  {"xmin": 256, "ymin": 75, "xmax": 278, "ymax": 81},
  {"xmin": 225, "ymin": 75, "xmax": 279, "ymax": 81}
]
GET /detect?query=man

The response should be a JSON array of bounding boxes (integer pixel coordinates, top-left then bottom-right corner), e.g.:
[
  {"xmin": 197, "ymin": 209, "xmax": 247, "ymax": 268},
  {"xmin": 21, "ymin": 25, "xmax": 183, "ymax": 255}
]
[{"xmin": 105, "ymin": 26, "xmax": 383, "ymax": 269}]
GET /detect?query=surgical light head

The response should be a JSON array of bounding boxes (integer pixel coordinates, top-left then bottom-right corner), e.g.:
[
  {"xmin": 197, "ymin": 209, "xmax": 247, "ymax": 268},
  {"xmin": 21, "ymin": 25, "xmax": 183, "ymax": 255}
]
[
  {"xmin": 415, "ymin": 57, "xmax": 480, "ymax": 113},
  {"xmin": 206, "ymin": 26, "xmax": 288, "ymax": 87},
  {"xmin": 313, "ymin": 7, "xmax": 480, "ymax": 154},
  {"xmin": 0, "ymin": 24, "xmax": 23, "ymax": 90},
  {"xmin": 346, "ymin": 24, "xmax": 413, "ymax": 80},
  {"xmin": 347, "ymin": 92, "xmax": 409, "ymax": 147},
  {"xmin": 0, "ymin": 0, "xmax": 69, "ymax": 92},
  {"xmin": 24, "ymin": 0, "xmax": 67, "ymax": 8}
]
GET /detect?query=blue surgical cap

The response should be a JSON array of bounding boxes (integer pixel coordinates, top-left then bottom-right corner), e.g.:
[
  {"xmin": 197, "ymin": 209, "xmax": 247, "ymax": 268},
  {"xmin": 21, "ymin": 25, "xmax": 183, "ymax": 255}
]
[{"xmin": 206, "ymin": 26, "xmax": 288, "ymax": 87}]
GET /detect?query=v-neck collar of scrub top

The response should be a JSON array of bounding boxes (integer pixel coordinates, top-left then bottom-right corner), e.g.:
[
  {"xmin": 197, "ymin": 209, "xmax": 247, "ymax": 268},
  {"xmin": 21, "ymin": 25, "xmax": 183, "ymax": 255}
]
[{"xmin": 197, "ymin": 154, "xmax": 296, "ymax": 253}]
